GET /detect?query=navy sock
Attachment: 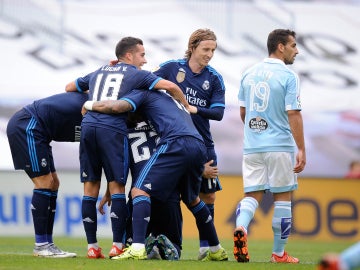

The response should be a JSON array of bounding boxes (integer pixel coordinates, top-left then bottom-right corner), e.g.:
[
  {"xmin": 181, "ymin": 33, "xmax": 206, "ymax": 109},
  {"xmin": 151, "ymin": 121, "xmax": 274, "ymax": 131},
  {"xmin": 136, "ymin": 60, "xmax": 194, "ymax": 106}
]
[
  {"xmin": 199, "ymin": 203, "xmax": 215, "ymax": 247},
  {"xmin": 189, "ymin": 200, "xmax": 219, "ymax": 247},
  {"xmin": 32, "ymin": 189, "xmax": 51, "ymax": 244},
  {"xmin": 131, "ymin": 196, "xmax": 151, "ymax": 244},
  {"xmin": 46, "ymin": 191, "xmax": 58, "ymax": 243},
  {"xmin": 207, "ymin": 203, "xmax": 214, "ymax": 219},
  {"xmin": 125, "ymin": 199, "xmax": 133, "ymax": 245},
  {"xmin": 82, "ymin": 196, "xmax": 98, "ymax": 244},
  {"xmin": 110, "ymin": 193, "xmax": 127, "ymax": 243}
]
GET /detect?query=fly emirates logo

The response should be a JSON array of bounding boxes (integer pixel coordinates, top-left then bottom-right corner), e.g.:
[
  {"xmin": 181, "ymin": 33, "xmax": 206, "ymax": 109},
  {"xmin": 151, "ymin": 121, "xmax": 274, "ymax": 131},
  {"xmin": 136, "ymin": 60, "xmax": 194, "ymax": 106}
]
[{"xmin": 185, "ymin": 87, "xmax": 207, "ymax": 107}]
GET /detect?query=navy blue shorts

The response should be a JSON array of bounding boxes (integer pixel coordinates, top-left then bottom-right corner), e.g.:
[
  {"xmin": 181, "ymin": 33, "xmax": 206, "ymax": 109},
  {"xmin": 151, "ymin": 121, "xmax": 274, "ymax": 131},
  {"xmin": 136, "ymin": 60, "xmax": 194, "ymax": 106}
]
[
  {"xmin": 80, "ymin": 125, "xmax": 129, "ymax": 184},
  {"xmin": 134, "ymin": 136, "xmax": 207, "ymax": 205},
  {"xmin": 6, "ymin": 109, "xmax": 55, "ymax": 178},
  {"xmin": 200, "ymin": 147, "xmax": 223, "ymax": 194}
]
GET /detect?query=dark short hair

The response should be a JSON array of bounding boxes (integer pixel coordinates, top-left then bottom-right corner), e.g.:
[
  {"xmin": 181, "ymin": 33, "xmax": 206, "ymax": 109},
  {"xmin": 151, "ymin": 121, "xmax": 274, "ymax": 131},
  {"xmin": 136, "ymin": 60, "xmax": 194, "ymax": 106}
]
[
  {"xmin": 115, "ymin": 37, "xmax": 143, "ymax": 59},
  {"xmin": 267, "ymin": 29, "xmax": 296, "ymax": 55}
]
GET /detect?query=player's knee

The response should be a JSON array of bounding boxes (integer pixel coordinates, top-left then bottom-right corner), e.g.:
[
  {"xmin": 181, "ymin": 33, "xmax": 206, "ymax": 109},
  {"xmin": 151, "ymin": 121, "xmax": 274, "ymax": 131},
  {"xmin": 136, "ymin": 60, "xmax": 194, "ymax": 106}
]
[
  {"xmin": 199, "ymin": 192, "xmax": 216, "ymax": 204},
  {"xmin": 187, "ymin": 196, "xmax": 200, "ymax": 208},
  {"xmin": 32, "ymin": 173, "xmax": 55, "ymax": 189},
  {"xmin": 131, "ymin": 187, "xmax": 149, "ymax": 198}
]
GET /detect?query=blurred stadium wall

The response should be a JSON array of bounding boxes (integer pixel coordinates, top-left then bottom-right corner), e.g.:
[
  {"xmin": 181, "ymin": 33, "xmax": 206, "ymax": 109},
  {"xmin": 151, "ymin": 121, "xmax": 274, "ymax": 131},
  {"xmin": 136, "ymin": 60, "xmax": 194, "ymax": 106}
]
[{"xmin": 1, "ymin": 171, "xmax": 359, "ymax": 241}]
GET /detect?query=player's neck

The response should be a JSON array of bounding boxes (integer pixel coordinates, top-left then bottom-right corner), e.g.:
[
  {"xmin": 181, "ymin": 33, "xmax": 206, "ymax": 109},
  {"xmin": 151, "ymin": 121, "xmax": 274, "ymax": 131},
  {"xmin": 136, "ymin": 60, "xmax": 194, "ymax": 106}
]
[{"xmin": 188, "ymin": 59, "xmax": 205, "ymax": 74}]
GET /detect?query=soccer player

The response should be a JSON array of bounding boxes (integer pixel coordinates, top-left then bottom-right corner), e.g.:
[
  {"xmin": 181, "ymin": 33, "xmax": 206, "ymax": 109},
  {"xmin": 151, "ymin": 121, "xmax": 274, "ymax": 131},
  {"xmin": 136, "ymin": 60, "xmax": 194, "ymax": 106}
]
[
  {"xmin": 318, "ymin": 242, "xmax": 360, "ymax": 270},
  {"xmin": 234, "ymin": 29, "xmax": 306, "ymax": 263},
  {"xmin": 82, "ymin": 89, "xmax": 228, "ymax": 261},
  {"xmin": 153, "ymin": 28, "xmax": 225, "ymax": 259},
  {"xmin": 65, "ymin": 36, "xmax": 188, "ymax": 259},
  {"xmin": 6, "ymin": 91, "xmax": 88, "ymax": 258},
  {"xmin": 99, "ymin": 113, "xmax": 220, "ymax": 260},
  {"xmin": 98, "ymin": 112, "xmax": 182, "ymax": 260},
  {"xmin": 126, "ymin": 114, "xmax": 182, "ymax": 260}
]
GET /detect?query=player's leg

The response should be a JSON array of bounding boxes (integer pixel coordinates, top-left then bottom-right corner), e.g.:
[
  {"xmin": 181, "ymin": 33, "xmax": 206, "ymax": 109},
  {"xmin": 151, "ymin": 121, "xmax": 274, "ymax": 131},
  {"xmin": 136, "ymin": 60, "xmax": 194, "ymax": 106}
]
[
  {"xmin": 107, "ymin": 181, "xmax": 127, "ymax": 258},
  {"xmin": 198, "ymin": 148, "xmax": 221, "ymax": 259},
  {"xmin": 80, "ymin": 125, "xmax": 104, "ymax": 259},
  {"xmin": 234, "ymin": 152, "xmax": 266, "ymax": 262},
  {"xmin": 100, "ymin": 131, "xmax": 129, "ymax": 258},
  {"xmin": 125, "ymin": 195, "xmax": 133, "ymax": 246},
  {"xmin": 181, "ymin": 138, "xmax": 227, "ymax": 261},
  {"xmin": 31, "ymin": 172, "xmax": 75, "ymax": 258},
  {"xmin": 30, "ymin": 174, "xmax": 54, "ymax": 256},
  {"xmin": 113, "ymin": 138, "xmax": 186, "ymax": 260},
  {"xmin": 149, "ymin": 196, "xmax": 182, "ymax": 260},
  {"xmin": 340, "ymin": 242, "xmax": 360, "ymax": 269},
  {"xmin": 233, "ymin": 192, "xmax": 261, "ymax": 263},
  {"xmin": 268, "ymin": 152, "xmax": 299, "ymax": 263},
  {"xmin": 47, "ymin": 170, "xmax": 59, "ymax": 246},
  {"xmin": 186, "ymin": 197, "xmax": 227, "ymax": 261},
  {"xmin": 45, "ymin": 155, "xmax": 59, "ymax": 247},
  {"xmin": 82, "ymin": 181, "xmax": 103, "ymax": 258},
  {"xmin": 7, "ymin": 111, "xmax": 74, "ymax": 257},
  {"xmin": 6, "ymin": 111, "xmax": 51, "ymax": 250},
  {"xmin": 318, "ymin": 242, "xmax": 360, "ymax": 270},
  {"xmin": 44, "ymin": 170, "xmax": 77, "ymax": 258},
  {"xmin": 111, "ymin": 187, "xmax": 149, "ymax": 260},
  {"xmin": 112, "ymin": 142, "xmax": 175, "ymax": 261}
]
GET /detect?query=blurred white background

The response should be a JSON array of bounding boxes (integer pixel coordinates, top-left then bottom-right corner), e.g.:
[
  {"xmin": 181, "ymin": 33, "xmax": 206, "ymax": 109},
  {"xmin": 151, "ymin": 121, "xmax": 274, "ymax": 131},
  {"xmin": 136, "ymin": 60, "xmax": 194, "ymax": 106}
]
[{"xmin": 0, "ymin": 0, "xmax": 359, "ymax": 177}]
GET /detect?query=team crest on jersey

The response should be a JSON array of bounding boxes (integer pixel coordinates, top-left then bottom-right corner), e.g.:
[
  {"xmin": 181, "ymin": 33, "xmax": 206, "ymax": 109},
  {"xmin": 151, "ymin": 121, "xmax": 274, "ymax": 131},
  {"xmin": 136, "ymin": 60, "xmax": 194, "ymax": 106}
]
[
  {"xmin": 202, "ymin": 80, "xmax": 210, "ymax": 90},
  {"xmin": 176, "ymin": 68, "xmax": 186, "ymax": 83},
  {"xmin": 41, "ymin": 158, "xmax": 47, "ymax": 167}
]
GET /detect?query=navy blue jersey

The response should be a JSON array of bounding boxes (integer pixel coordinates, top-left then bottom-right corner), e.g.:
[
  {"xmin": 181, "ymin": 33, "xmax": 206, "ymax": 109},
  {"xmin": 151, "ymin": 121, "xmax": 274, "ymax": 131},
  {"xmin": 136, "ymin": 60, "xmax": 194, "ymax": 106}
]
[
  {"xmin": 127, "ymin": 119, "xmax": 181, "ymax": 203},
  {"xmin": 154, "ymin": 59, "xmax": 225, "ymax": 147},
  {"xmin": 7, "ymin": 92, "xmax": 88, "ymax": 177},
  {"xmin": 126, "ymin": 120, "xmax": 183, "ymax": 255},
  {"xmin": 122, "ymin": 90, "xmax": 203, "ymax": 144},
  {"xmin": 23, "ymin": 92, "xmax": 88, "ymax": 142},
  {"xmin": 127, "ymin": 121, "xmax": 158, "ymax": 181},
  {"xmin": 75, "ymin": 63, "xmax": 161, "ymax": 133},
  {"xmin": 122, "ymin": 90, "xmax": 206, "ymax": 204}
]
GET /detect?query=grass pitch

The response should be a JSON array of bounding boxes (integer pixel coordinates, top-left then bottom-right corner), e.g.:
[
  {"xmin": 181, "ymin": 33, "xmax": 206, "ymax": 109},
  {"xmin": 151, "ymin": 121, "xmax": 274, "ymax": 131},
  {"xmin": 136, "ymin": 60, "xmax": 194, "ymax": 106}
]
[{"xmin": 0, "ymin": 237, "xmax": 353, "ymax": 270}]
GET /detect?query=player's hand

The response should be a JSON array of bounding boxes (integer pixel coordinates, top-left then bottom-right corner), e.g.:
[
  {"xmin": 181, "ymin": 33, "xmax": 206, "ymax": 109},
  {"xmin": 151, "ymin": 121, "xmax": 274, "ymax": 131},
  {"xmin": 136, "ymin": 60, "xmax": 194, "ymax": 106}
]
[
  {"xmin": 109, "ymin": 59, "xmax": 119, "ymax": 66},
  {"xmin": 98, "ymin": 193, "xmax": 111, "ymax": 215},
  {"xmin": 203, "ymin": 160, "xmax": 218, "ymax": 178},
  {"xmin": 81, "ymin": 105, "xmax": 88, "ymax": 116},
  {"xmin": 293, "ymin": 149, "xmax": 306, "ymax": 173},
  {"xmin": 187, "ymin": 105, "xmax": 198, "ymax": 114}
]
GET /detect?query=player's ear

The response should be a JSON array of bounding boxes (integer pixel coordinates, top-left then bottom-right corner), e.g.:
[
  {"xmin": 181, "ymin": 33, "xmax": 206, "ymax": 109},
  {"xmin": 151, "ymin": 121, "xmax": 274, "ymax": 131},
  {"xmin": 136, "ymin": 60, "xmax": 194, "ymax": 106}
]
[
  {"xmin": 278, "ymin": 43, "xmax": 285, "ymax": 53},
  {"xmin": 125, "ymin": 52, "xmax": 133, "ymax": 62}
]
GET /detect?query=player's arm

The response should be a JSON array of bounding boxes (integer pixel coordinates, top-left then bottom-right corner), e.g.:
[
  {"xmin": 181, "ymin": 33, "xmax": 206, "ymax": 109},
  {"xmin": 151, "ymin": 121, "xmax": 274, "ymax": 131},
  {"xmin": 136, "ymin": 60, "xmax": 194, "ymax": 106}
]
[
  {"xmin": 191, "ymin": 77, "xmax": 225, "ymax": 120},
  {"xmin": 83, "ymin": 99, "xmax": 133, "ymax": 114},
  {"xmin": 98, "ymin": 183, "xmax": 111, "ymax": 215},
  {"xmin": 240, "ymin": 106, "xmax": 246, "ymax": 123},
  {"xmin": 191, "ymin": 106, "xmax": 224, "ymax": 120},
  {"xmin": 153, "ymin": 79, "xmax": 189, "ymax": 110},
  {"xmin": 65, "ymin": 81, "xmax": 77, "ymax": 92},
  {"xmin": 288, "ymin": 110, "xmax": 306, "ymax": 173}
]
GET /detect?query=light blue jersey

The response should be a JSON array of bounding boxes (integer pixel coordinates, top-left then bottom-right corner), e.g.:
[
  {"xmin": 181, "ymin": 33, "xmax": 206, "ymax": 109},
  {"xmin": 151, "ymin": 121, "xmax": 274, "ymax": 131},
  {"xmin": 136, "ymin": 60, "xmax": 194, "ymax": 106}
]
[{"xmin": 238, "ymin": 58, "xmax": 301, "ymax": 154}]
